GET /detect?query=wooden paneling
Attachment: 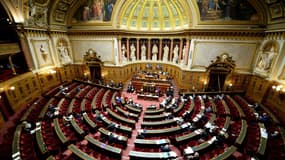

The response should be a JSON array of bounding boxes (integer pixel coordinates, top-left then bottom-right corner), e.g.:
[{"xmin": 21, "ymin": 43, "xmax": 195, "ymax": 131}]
[
  {"xmin": 0, "ymin": 65, "xmax": 86, "ymax": 113},
  {"xmin": 245, "ymin": 75, "xmax": 270, "ymax": 103}
]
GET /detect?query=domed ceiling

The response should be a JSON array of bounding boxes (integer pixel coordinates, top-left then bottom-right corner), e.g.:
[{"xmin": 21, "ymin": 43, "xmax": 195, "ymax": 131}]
[{"xmin": 117, "ymin": 0, "xmax": 190, "ymax": 31}]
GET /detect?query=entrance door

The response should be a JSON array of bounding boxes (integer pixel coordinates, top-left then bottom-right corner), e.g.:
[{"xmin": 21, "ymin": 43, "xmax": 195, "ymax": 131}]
[{"xmin": 206, "ymin": 72, "xmax": 228, "ymax": 92}]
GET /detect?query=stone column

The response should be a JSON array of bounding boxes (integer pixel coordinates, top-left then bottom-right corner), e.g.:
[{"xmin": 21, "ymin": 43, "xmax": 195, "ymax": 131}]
[
  {"xmin": 159, "ymin": 38, "xmax": 163, "ymax": 61},
  {"xmin": 187, "ymin": 40, "xmax": 195, "ymax": 69},
  {"xmin": 126, "ymin": 38, "xmax": 130, "ymax": 61},
  {"xmin": 136, "ymin": 38, "xmax": 140, "ymax": 60},
  {"xmin": 170, "ymin": 39, "xmax": 174, "ymax": 62},
  {"xmin": 184, "ymin": 38, "xmax": 190, "ymax": 66},
  {"xmin": 178, "ymin": 38, "xmax": 183, "ymax": 64},
  {"xmin": 147, "ymin": 38, "xmax": 151, "ymax": 60},
  {"xmin": 118, "ymin": 38, "xmax": 122, "ymax": 63}
]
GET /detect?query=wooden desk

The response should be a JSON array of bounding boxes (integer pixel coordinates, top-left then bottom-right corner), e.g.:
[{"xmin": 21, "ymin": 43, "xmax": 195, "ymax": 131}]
[
  {"xmin": 144, "ymin": 108, "xmax": 165, "ymax": 115},
  {"xmin": 176, "ymin": 129, "xmax": 202, "ymax": 143},
  {"xmin": 211, "ymin": 146, "xmax": 237, "ymax": 160},
  {"xmin": 258, "ymin": 123, "xmax": 268, "ymax": 155},
  {"xmin": 98, "ymin": 127, "xmax": 128, "ymax": 146},
  {"xmin": 134, "ymin": 138, "xmax": 170, "ymax": 146},
  {"xmin": 68, "ymin": 98, "xmax": 76, "ymax": 114},
  {"xmin": 235, "ymin": 119, "xmax": 247, "ymax": 145},
  {"xmin": 116, "ymin": 106, "xmax": 139, "ymax": 120},
  {"xmin": 83, "ymin": 113, "xmax": 96, "ymax": 128},
  {"xmin": 70, "ymin": 119, "xmax": 85, "ymax": 135},
  {"xmin": 53, "ymin": 118, "xmax": 68, "ymax": 144},
  {"xmin": 173, "ymin": 101, "xmax": 185, "ymax": 115},
  {"xmin": 143, "ymin": 113, "xmax": 169, "ymax": 121},
  {"xmin": 143, "ymin": 126, "xmax": 182, "ymax": 136},
  {"xmin": 125, "ymin": 104, "xmax": 142, "ymax": 114},
  {"xmin": 46, "ymin": 155, "xmax": 56, "ymax": 160},
  {"xmin": 142, "ymin": 119, "xmax": 176, "ymax": 127},
  {"xmin": 12, "ymin": 125, "xmax": 21, "ymax": 160},
  {"xmin": 85, "ymin": 135, "xmax": 122, "ymax": 156},
  {"xmin": 39, "ymin": 98, "xmax": 54, "ymax": 119},
  {"xmin": 223, "ymin": 116, "xmax": 231, "ymax": 130},
  {"xmin": 106, "ymin": 108, "xmax": 136, "ymax": 128},
  {"xmin": 68, "ymin": 144, "xmax": 96, "ymax": 160},
  {"xmin": 91, "ymin": 88, "xmax": 105, "ymax": 110},
  {"xmin": 226, "ymin": 95, "xmax": 245, "ymax": 118},
  {"xmin": 129, "ymin": 150, "xmax": 177, "ymax": 160},
  {"xmin": 35, "ymin": 122, "xmax": 48, "ymax": 155},
  {"xmin": 100, "ymin": 115, "xmax": 132, "ymax": 137},
  {"xmin": 137, "ymin": 94, "xmax": 159, "ymax": 101},
  {"xmin": 221, "ymin": 100, "xmax": 231, "ymax": 115}
]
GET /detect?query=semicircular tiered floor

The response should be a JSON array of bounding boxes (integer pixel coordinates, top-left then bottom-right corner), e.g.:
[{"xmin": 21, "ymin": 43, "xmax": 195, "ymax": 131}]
[{"xmin": 3, "ymin": 80, "xmax": 285, "ymax": 160}]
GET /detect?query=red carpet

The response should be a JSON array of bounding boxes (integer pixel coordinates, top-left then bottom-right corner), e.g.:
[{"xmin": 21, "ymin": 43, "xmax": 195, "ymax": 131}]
[{"xmin": 120, "ymin": 90, "xmax": 183, "ymax": 159}]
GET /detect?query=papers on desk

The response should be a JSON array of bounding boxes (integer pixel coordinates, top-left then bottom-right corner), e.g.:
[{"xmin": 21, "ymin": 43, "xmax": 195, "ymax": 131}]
[
  {"xmin": 205, "ymin": 122, "xmax": 211, "ymax": 128},
  {"xmin": 184, "ymin": 147, "xmax": 194, "ymax": 154},
  {"xmin": 197, "ymin": 114, "xmax": 202, "ymax": 118},
  {"xmin": 168, "ymin": 151, "xmax": 177, "ymax": 157},
  {"xmin": 194, "ymin": 129, "xmax": 202, "ymax": 134},
  {"xmin": 12, "ymin": 152, "xmax": 20, "ymax": 159},
  {"xmin": 208, "ymin": 136, "xmax": 217, "ymax": 144},
  {"xmin": 180, "ymin": 122, "xmax": 190, "ymax": 129},
  {"xmin": 260, "ymin": 128, "xmax": 268, "ymax": 139}
]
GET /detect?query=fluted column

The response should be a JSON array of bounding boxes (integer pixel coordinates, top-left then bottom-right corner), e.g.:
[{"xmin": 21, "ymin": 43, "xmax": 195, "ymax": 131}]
[
  {"xmin": 118, "ymin": 38, "xmax": 122, "ymax": 63},
  {"xmin": 170, "ymin": 39, "xmax": 174, "ymax": 62},
  {"xmin": 187, "ymin": 40, "xmax": 195, "ymax": 69},
  {"xmin": 159, "ymin": 38, "xmax": 163, "ymax": 61},
  {"xmin": 17, "ymin": 31, "xmax": 35, "ymax": 70},
  {"xmin": 147, "ymin": 38, "xmax": 151, "ymax": 60},
  {"xmin": 136, "ymin": 38, "xmax": 140, "ymax": 60},
  {"xmin": 126, "ymin": 38, "xmax": 130, "ymax": 61},
  {"xmin": 184, "ymin": 38, "xmax": 190, "ymax": 65},
  {"xmin": 178, "ymin": 38, "xmax": 183, "ymax": 64}
]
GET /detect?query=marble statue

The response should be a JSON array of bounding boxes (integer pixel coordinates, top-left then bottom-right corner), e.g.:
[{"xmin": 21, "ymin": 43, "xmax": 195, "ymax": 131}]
[
  {"xmin": 58, "ymin": 42, "xmax": 72, "ymax": 64},
  {"xmin": 180, "ymin": 45, "xmax": 186, "ymax": 65},
  {"xmin": 121, "ymin": 43, "xmax": 127, "ymax": 63},
  {"xmin": 257, "ymin": 45, "xmax": 277, "ymax": 72},
  {"xmin": 173, "ymin": 44, "xmax": 179, "ymax": 63},
  {"xmin": 152, "ymin": 43, "xmax": 158, "ymax": 60},
  {"xmin": 130, "ymin": 43, "xmax": 136, "ymax": 61},
  {"xmin": 163, "ymin": 44, "xmax": 169, "ymax": 62},
  {"xmin": 141, "ymin": 43, "xmax": 146, "ymax": 61}
]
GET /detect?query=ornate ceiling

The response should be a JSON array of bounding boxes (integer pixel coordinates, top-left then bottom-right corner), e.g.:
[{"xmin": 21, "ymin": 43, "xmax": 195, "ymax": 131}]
[
  {"xmin": 1, "ymin": 0, "xmax": 285, "ymax": 31},
  {"xmin": 117, "ymin": 0, "xmax": 190, "ymax": 31}
]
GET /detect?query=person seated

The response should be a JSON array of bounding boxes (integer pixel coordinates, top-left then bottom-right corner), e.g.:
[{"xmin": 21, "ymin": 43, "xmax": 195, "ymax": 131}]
[
  {"xmin": 108, "ymin": 133, "xmax": 117, "ymax": 144},
  {"xmin": 106, "ymin": 123, "xmax": 116, "ymax": 131},
  {"xmin": 270, "ymin": 130, "xmax": 280, "ymax": 138},
  {"xmin": 193, "ymin": 152, "xmax": 199, "ymax": 160},
  {"xmin": 259, "ymin": 112, "xmax": 269, "ymax": 123},
  {"xmin": 160, "ymin": 144, "xmax": 171, "ymax": 152},
  {"xmin": 48, "ymin": 103, "xmax": 57, "ymax": 112},
  {"xmin": 136, "ymin": 132, "xmax": 145, "ymax": 139},
  {"xmin": 205, "ymin": 106, "xmax": 212, "ymax": 113},
  {"xmin": 63, "ymin": 114, "xmax": 73, "ymax": 126},
  {"xmin": 22, "ymin": 121, "xmax": 35, "ymax": 134}
]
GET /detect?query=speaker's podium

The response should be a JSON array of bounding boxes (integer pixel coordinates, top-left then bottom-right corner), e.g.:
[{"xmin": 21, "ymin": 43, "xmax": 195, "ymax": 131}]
[{"xmin": 137, "ymin": 83, "xmax": 159, "ymax": 101}]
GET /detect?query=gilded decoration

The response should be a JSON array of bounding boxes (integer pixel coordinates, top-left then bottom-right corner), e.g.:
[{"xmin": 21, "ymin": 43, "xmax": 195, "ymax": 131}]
[
  {"xmin": 196, "ymin": 0, "xmax": 258, "ymax": 21},
  {"xmin": 31, "ymin": 40, "xmax": 54, "ymax": 68},
  {"xmin": 25, "ymin": 0, "xmax": 48, "ymax": 27},
  {"xmin": 255, "ymin": 41, "xmax": 279, "ymax": 77},
  {"xmin": 72, "ymin": 0, "xmax": 116, "ymax": 23}
]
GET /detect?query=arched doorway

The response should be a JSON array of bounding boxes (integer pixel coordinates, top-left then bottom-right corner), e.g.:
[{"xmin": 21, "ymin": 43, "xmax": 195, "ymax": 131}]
[
  {"xmin": 206, "ymin": 53, "xmax": 235, "ymax": 92},
  {"xmin": 83, "ymin": 49, "xmax": 103, "ymax": 83}
]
